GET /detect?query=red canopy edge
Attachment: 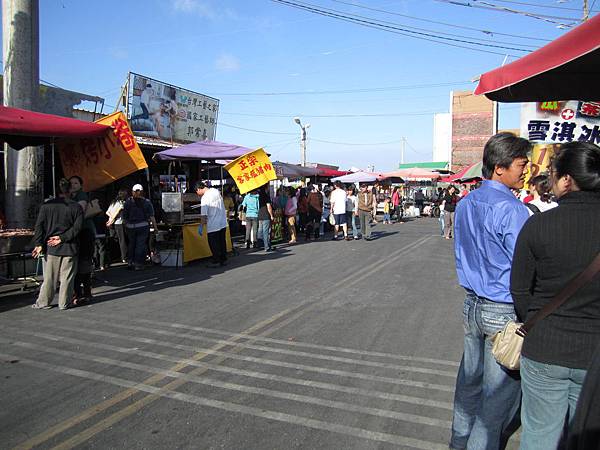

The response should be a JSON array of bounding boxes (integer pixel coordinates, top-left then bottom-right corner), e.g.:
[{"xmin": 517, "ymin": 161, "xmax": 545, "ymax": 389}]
[
  {"xmin": 474, "ymin": 14, "xmax": 600, "ymax": 102},
  {"xmin": 316, "ymin": 168, "xmax": 351, "ymax": 177},
  {"xmin": 0, "ymin": 105, "xmax": 110, "ymax": 149}
]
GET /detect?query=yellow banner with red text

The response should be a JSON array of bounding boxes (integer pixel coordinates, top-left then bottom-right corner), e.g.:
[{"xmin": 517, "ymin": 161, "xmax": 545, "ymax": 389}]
[
  {"xmin": 58, "ymin": 111, "xmax": 148, "ymax": 191},
  {"xmin": 224, "ymin": 148, "xmax": 277, "ymax": 194}
]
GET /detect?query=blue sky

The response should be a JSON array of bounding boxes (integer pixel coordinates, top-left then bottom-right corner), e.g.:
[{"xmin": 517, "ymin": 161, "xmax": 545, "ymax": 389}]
[{"xmin": 28, "ymin": 0, "xmax": 595, "ymax": 170}]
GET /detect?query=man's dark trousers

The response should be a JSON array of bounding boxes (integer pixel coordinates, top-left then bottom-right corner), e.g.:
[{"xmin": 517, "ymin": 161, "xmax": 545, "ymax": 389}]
[{"xmin": 207, "ymin": 227, "xmax": 227, "ymax": 264}]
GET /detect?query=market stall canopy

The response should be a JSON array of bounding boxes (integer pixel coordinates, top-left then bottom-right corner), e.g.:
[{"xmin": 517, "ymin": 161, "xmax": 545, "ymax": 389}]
[
  {"xmin": 440, "ymin": 161, "xmax": 483, "ymax": 182},
  {"xmin": 272, "ymin": 161, "xmax": 318, "ymax": 178},
  {"xmin": 0, "ymin": 105, "xmax": 111, "ymax": 150},
  {"xmin": 331, "ymin": 170, "xmax": 384, "ymax": 183},
  {"xmin": 316, "ymin": 168, "xmax": 351, "ymax": 178},
  {"xmin": 383, "ymin": 167, "xmax": 441, "ymax": 180},
  {"xmin": 474, "ymin": 14, "xmax": 600, "ymax": 102},
  {"xmin": 153, "ymin": 140, "xmax": 254, "ymax": 161}
]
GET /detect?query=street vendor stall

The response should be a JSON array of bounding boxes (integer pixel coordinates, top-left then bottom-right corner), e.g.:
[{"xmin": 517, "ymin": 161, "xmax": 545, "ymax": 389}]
[{"xmin": 152, "ymin": 140, "xmax": 251, "ymax": 264}]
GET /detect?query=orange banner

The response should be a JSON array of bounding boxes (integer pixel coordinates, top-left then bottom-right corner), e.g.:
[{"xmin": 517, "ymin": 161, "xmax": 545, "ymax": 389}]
[{"xmin": 58, "ymin": 112, "xmax": 148, "ymax": 191}]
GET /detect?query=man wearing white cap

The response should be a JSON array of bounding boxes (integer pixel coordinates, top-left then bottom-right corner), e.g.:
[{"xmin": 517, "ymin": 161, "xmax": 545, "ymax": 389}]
[
  {"xmin": 122, "ymin": 184, "xmax": 157, "ymax": 270},
  {"xmin": 195, "ymin": 181, "xmax": 228, "ymax": 268}
]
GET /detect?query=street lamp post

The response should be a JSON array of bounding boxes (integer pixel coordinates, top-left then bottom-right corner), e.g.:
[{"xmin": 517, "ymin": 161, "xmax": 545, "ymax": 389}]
[{"xmin": 293, "ymin": 117, "xmax": 310, "ymax": 167}]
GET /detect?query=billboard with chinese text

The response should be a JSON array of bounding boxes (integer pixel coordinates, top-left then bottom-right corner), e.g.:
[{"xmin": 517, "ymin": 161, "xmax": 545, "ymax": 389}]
[
  {"xmin": 128, "ymin": 72, "xmax": 219, "ymax": 143},
  {"xmin": 521, "ymin": 101, "xmax": 600, "ymax": 144}
]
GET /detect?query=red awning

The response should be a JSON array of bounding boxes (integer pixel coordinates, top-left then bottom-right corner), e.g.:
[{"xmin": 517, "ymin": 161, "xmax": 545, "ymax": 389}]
[
  {"xmin": 316, "ymin": 168, "xmax": 351, "ymax": 177},
  {"xmin": 0, "ymin": 105, "xmax": 110, "ymax": 149},
  {"xmin": 474, "ymin": 14, "xmax": 600, "ymax": 102}
]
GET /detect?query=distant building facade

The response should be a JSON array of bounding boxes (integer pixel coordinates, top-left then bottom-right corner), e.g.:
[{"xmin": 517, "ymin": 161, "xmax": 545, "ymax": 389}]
[{"xmin": 450, "ymin": 90, "xmax": 495, "ymax": 172}]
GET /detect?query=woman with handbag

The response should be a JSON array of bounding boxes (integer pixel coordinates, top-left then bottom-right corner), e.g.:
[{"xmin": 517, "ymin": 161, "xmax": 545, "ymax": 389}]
[{"xmin": 510, "ymin": 142, "xmax": 600, "ymax": 450}]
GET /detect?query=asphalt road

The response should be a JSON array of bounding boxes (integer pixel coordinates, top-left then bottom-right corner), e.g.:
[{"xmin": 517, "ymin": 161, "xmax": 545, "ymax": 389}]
[{"xmin": 0, "ymin": 217, "xmax": 511, "ymax": 450}]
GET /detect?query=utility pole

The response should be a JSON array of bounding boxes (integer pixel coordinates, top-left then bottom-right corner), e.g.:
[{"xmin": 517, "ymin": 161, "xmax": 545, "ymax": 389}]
[
  {"xmin": 293, "ymin": 117, "xmax": 310, "ymax": 167},
  {"xmin": 583, "ymin": 0, "xmax": 589, "ymax": 21},
  {"xmin": 3, "ymin": 0, "xmax": 42, "ymax": 228},
  {"xmin": 400, "ymin": 137, "xmax": 406, "ymax": 166}
]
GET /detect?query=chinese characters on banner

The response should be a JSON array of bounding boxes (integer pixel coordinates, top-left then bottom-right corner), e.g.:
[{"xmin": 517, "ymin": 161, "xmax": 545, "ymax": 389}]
[
  {"xmin": 224, "ymin": 148, "xmax": 277, "ymax": 195},
  {"xmin": 521, "ymin": 100, "xmax": 600, "ymax": 145},
  {"xmin": 129, "ymin": 73, "xmax": 219, "ymax": 143},
  {"xmin": 58, "ymin": 111, "xmax": 148, "ymax": 191},
  {"xmin": 525, "ymin": 143, "xmax": 561, "ymax": 187}
]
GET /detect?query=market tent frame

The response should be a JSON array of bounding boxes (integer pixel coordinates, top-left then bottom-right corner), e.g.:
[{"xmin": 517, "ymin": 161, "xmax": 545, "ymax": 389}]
[
  {"xmin": 474, "ymin": 14, "xmax": 600, "ymax": 102},
  {"xmin": 0, "ymin": 105, "xmax": 111, "ymax": 149}
]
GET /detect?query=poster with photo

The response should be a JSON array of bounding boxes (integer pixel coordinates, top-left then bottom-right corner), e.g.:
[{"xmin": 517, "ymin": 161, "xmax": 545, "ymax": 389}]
[{"xmin": 128, "ymin": 72, "xmax": 219, "ymax": 143}]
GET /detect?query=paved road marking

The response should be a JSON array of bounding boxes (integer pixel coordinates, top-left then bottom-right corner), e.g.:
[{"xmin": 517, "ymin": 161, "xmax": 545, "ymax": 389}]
[
  {"xmin": 3, "ymin": 340, "xmax": 452, "ymax": 428},
  {"xmin": 10, "ymin": 323, "xmax": 455, "ymax": 392},
  {"xmin": 66, "ymin": 317, "xmax": 457, "ymax": 377},
  {"xmin": 3, "ymin": 331, "xmax": 453, "ymax": 410},
  {"xmin": 12, "ymin": 235, "xmax": 437, "ymax": 449},
  {"xmin": 1, "ymin": 353, "xmax": 449, "ymax": 450},
  {"xmin": 121, "ymin": 316, "xmax": 460, "ymax": 367},
  {"xmin": 10, "ymin": 304, "xmax": 300, "ymax": 450}
]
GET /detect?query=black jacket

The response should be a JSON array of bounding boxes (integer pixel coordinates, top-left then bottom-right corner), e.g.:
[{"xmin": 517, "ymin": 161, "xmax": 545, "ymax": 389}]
[
  {"xmin": 511, "ymin": 191, "xmax": 600, "ymax": 369},
  {"xmin": 33, "ymin": 197, "xmax": 83, "ymax": 257}
]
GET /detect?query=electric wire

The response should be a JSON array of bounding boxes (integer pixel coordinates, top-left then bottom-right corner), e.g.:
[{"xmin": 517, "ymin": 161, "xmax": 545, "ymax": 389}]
[
  {"xmin": 270, "ymin": 0, "xmax": 531, "ymax": 55},
  {"xmin": 329, "ymin": 0, "xmax": 552, "ymax": 41}
]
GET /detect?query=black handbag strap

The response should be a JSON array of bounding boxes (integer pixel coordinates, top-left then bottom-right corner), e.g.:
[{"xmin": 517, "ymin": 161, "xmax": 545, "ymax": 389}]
[{"xmin": 519, "ymin": 253, "xmax": 600, "ymax": 336}]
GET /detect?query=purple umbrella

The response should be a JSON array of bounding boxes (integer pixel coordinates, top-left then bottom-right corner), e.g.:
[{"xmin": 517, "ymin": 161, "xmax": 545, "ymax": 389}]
[{"xmin": 153, "ymin": 140, "xmax": 253, "ymax": 161}]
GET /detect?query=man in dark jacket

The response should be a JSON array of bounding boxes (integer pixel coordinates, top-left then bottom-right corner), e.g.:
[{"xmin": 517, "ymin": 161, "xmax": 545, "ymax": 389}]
[{"xmin": 31, "ymin": 178, "xmax": 83, "ymax": 310}]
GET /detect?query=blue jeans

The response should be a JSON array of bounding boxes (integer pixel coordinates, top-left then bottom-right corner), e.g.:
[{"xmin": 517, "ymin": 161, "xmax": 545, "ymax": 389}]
[
  {"xmin": 346, "ymin": 212, "xmax": 358, "ymax": 238},
  {"xmin": 259, "ymin": 219, "xmax": 271, "ymax": 249},
  {"xmin": 520, "ymin": 357, "xmax": 586, "ymax": 450},
  {"xmin": 126, "ymin": 226, "xmax": 149, "ymax": 266},
  {"xmin": 439, "ymin": 210, "xmax": 445, "ymax": 235},
  {"xmin": 450, "ymin": 291, "xmax": 521, "ymax": 450}
]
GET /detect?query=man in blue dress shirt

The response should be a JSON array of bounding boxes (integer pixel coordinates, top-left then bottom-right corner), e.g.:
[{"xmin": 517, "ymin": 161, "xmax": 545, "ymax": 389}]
[{"xmin": 450, "ymin": 133, "xmax": 531, "ymax": 450}]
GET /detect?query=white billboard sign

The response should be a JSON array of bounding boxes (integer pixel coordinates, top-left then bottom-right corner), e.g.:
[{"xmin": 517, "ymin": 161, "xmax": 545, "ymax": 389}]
[{"xmin": 128, "ymin": 72, "xmax": 219, "ymax": 143}]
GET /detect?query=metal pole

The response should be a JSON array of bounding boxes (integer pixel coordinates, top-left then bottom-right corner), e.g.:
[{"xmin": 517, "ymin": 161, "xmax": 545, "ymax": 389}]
[
  {"xmin": 51, "ymin": 142, "xmax": 55, "ymax": 198},
  {"xmin": 401, "ymin": 138, "xmax": 405, "ymax": 165},
  {"xmin": 583, "ymin": 0, "xmax": 589, "ymax": 21}
]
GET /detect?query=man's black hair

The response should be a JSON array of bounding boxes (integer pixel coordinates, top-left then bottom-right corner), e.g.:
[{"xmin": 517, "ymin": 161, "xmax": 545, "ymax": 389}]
[
  {"xmin": 57, "ymin": 178, "xmax": 71, "ymax": 196},
  {"xmin": 482, "ymin": 132, "xmax": 531, "ymax": 179},
  {"xmin": 194, "ymin": 181, "xmax": 207, "ymax": 191}
]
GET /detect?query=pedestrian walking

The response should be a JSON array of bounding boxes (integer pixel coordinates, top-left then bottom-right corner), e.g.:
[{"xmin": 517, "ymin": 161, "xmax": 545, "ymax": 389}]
[
  {"xmin": 306, "ymin": 185, "xmax": 323, "ymax": 240},
  {"xmin": 123, "ymin": 184, "xmax": 157, "ymax": 271},
  {"xmin": 511, "ymin": 142, "xmax": 600, "ymax": 450},
  {"xmin": 69, "ymin": 175, "xmax": 98, "ymax": 304},
  {"xmin": 382, "ymin": 197, "xmax": 392, "ymax": 224},
  {"xmin": 346, "ymin": 186, "xmax": 359, "ymax": 240},
  {"xmin": 284, "ymin": 187, "xmax": 298, "ymax": 244},
  {"xmin": 357, "ymin": 183, "xmax": 373, "ymax": 240},
  {"xmin": 195, "ymin": 181, "xmax": 228, "ymax": 268},
  {"xmin": 31, "ymin": 178, "xmax": 83, "ymax": 310},
  {"xmin": 450, "ymin": 132, "xmax": 531, "ymax": 450},
  {"xmin": 330, "ymin": 181, "xmax": 349, "ymax": 240},
  {"xmin": 241, "ymin": 190, "xmax": 259, "ymax": 248},
  {"xmin": 257, "ymin": 185, "xmax": 275, "ymax": 252},
  {"xmin": 391, "ymin": 186, "xmax": 403, "ymax": 223},
  {"xmin": 443, "ymin": 185, "xmax": 459, "ymax": 239},
  {"xmin": 106, "ymin": 189, "xmax": 129, "ymax": 263}
]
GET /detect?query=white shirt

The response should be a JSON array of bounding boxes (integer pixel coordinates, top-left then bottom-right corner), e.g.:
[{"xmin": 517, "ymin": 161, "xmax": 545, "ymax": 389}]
[
  {"xmin": 527, "ymin": 198, "xmax": 559, "ymax": 215},
  {"xmin": 200, "ymin": 188, "xmax": 227, "ymax": 233},
  {"xmin": 106, "ymin": 200, "xmax": 124, "ymax": 225},
  {"xmin": 330, "ymin": 188, "xmax": 347, "ymax": 215}
]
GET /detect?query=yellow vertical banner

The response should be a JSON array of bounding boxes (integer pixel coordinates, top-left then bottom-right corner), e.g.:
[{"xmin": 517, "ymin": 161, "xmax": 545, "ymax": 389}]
[
  {"xmin": 526, "ymin": 143, "xmax": 560, "ymax": 186},
  {"xmin": 58, "ymin": 111, "xmax": 148, "ymax": 191},
  {"xmin": 224, "ymin": 148, "xmax": 277, "ymax": 194}
]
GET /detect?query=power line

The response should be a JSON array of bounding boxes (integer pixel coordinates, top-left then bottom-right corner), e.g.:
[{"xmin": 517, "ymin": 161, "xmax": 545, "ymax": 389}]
[
  {"xmin": 310, "ymin": 137, "xmax": 407, "ymax": 146},
  {"xmin": 218, "ymin": 122, "xmax": 297, "ymax": 135},
  {"xmin": 329, "ymin": 0, "xmax": 552, "ymax": 42},
  {"xmin": 271, "ymin": 0, "xmax": 530, "ymax": 55},
  {"xmin": 435, "ymin": 0, "xmax": 579, "ymax": 27},
  {"xmin": 209, "ymin": 80, "xmax": 473, "ymax": 96},
  {"xmin": 307, "ymin": 0, "xmax": 540, "ymax": 48},
  {"xmin": 220, "ymin": 110, "xmax": 442, "ymax": 118},
  {"xmin": 467, "ymin": 0, "xmax": 599, "ymax": 11}
]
